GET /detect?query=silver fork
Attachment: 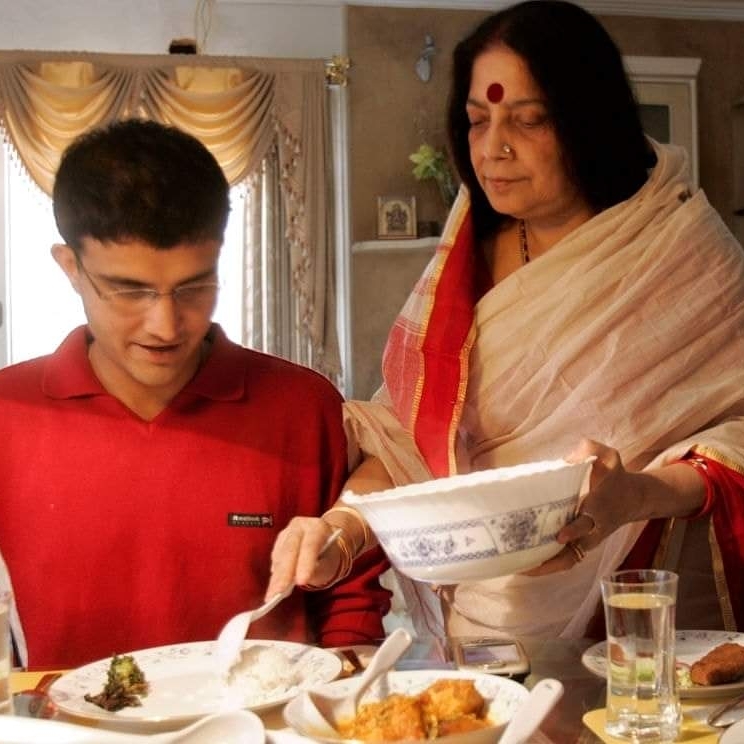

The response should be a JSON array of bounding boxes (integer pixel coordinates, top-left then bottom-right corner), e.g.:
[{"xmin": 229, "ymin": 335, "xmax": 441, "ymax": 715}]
[
  {"xmin": 706, "ymin": 688, "xmax": 744, "ymax": 728},
  {"xmin": 214, "ymin": 528, "xmax": 343, "ymax": 677}
]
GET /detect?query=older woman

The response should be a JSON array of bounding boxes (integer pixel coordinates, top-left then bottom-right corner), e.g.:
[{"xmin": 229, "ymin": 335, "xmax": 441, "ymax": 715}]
[{"xmin": 269, "ymin": 0, "xmax": 744, "ymax": 639}]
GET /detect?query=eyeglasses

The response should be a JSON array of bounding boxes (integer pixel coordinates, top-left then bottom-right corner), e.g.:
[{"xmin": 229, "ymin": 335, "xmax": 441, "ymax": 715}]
[{"xmin": 75, "ymin": 259, "xmax": 220, "ymax": 314}]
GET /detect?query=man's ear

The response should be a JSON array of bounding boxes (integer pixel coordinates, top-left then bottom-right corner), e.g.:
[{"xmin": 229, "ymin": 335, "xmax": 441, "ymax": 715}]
[{"xmin": 51, "ymin": 243, "xmax": 81, "ymax": 291}]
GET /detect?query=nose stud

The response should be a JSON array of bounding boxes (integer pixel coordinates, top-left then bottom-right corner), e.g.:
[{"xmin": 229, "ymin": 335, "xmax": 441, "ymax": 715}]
[{"xmin": 502, "ymin": 144, "xmax": 513, "ymax": 154}]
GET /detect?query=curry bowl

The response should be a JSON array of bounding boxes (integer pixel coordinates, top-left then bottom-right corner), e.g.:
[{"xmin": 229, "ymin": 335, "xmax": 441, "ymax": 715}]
[
  {"xmin": 341, "ymin": 458, "xmax": 594, "ymax": 582},
  {"xmin": 283, "ymin": 668, "xmax": 529, "ymax": 744}
]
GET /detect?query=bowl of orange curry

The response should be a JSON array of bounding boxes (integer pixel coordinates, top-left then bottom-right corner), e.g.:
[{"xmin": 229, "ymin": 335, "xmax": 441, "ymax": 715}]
[{"xmin": 283, "ymin": 668, "xmax": 529, "ymax": 744}]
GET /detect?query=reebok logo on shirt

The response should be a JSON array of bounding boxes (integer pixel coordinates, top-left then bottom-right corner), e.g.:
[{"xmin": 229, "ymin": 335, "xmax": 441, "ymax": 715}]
[{"xmin": 227, "ymin": 513, "xmax": 274, "ymax": 528}]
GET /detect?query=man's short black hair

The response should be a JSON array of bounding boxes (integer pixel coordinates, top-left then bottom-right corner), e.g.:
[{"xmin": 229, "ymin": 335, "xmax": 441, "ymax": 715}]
[{"xmin": 53, "ymin": 118, "xmax": 230, "ymax": 253}]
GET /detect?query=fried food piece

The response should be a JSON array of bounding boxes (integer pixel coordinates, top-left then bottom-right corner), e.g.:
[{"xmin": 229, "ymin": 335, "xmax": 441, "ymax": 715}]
[
  {"xmin": 338, "ymin": 694, "xmax": 428, "ymax": 741},
  {"xmin": 84, "ymin": 654, "xmax": 149, "ymax": 711},
  {"xmin": 690, "ymin": 642, "xmax": 744, "ymax": 686},
  {"xmin": 438, "ymin": 715, "xmax": 492, "ymax": 736},
  {"xmin": 420, "ymin": 678, "xmax": 485, "ymax": 720},
  {"xmin": 336, "ymin": 679, "xmax": 492, "ymax": 742}
]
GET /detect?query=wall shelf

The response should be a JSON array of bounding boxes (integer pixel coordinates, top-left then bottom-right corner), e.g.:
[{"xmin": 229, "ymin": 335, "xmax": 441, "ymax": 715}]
[{"xmin": 352, "ymin": 236, "xmax": 440, "ymax": 253}]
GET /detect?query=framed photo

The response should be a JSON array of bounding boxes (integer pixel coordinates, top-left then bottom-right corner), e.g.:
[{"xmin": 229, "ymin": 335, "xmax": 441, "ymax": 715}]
[{"xmin": 377, "ymin": 196, "xmax": 417, "ymax": 239}]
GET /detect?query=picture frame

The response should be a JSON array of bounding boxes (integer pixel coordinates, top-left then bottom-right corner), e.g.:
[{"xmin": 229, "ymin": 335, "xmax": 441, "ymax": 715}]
[{"xmin": 377, "ymin": 196, "xmax": 417, "ymax": 239}]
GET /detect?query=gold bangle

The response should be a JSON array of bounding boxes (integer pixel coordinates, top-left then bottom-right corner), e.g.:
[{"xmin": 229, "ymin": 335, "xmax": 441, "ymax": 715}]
[
  {"xmin": 568, "ymin": 541, "xmax": 587, "ymax": 564},
  {"xmin": 300, "ymin": 530, "xmax": 354, "ymax": 591},
  {"xmin": 323, "ymin": 505, "xmax": 373, "ymax": 557}
]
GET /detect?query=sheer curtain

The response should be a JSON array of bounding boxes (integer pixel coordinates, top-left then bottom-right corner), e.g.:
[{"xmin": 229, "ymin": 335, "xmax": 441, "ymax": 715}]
[{"xmin": 0, "ymin": 50, "xmax": 339, "ymax": 378}]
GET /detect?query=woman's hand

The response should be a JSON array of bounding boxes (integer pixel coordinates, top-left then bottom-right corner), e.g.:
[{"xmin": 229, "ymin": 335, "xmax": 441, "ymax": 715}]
[
  {"xmin": 523, "ymin": 439, "xmax": 644, "ymax": 575},
  {"xmin": 523, "ymin": 438, "xmax": 707, "ymax": 575},
  {"xmin": 265, "ymin": 517, "xmax": 342, "ymax": 599}
]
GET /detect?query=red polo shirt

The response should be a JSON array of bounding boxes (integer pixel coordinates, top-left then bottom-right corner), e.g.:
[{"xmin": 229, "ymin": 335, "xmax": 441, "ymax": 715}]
[{"xmin": 0, "ymin": 325, "xmax": 390, "ymax": 669}]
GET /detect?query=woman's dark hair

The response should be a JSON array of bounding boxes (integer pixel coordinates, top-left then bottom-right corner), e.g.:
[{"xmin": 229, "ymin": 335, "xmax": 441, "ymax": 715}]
[
  {"xmin": 447, "ymin": 0, "xmax": 655, "ymax": 243},
  {"xmin": 53, "ymin": 118, "xmax": 230, "ymax": 253}
]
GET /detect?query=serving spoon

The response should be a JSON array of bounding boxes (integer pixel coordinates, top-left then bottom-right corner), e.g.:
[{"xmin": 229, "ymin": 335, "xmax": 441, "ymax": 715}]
[
  {"xmin": 497, "ymin": 678, "xmax": 564, "ymax": 744},
  {"xmin": 12, "ymin": 672, "xmax": 62, "ymax": 719},
  {"xmin": 306, "ymin": 626, "xmax": 413, "ymax": 730},
  {"xmin": 0, "ymin": 709, "xmax": 264, "ymax": 744},
  {"xmin": 215, "ymin": 527, "xmax": 343, "ymax": 677}
]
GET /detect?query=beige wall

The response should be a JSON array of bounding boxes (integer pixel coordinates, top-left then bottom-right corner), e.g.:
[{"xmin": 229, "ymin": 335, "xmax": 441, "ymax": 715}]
[{"xmin": 348, "ymin": 5, "xmax": 744, "ymax": 398}]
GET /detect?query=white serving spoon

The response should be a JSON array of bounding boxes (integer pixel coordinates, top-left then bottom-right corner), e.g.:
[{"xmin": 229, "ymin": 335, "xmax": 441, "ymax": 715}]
[
  {"xmin": 497, "ymin": 678, "xmax": 564, "ymax": 744},
  {"xmin": 306, "ymin": 627, "xmax": 413, "ymax": 730},
  {"xmin": 215, "ymin": 528, "xmax": 343, "ymax": 677},
  {"xmin": 0, "ymin": 710, "xmax": 264, "ymax": 744}
]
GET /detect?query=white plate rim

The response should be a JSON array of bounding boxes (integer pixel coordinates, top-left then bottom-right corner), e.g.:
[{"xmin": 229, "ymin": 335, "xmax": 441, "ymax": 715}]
[
  {"xmin": 581, "ymin": 629, "xmax": 744, "ymax": 699},
  {"xmin": 48, "ymin": 639, "xmax": 342, "ymax": 731},
  {"xmin": 720, "ymin": 717, "xmax": 744, "ymax": 744}
]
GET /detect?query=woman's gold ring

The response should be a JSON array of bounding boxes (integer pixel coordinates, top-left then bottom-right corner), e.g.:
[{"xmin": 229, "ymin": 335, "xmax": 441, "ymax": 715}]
[
  {"xmin": 579, "ymin": 511, "xmax": 598, "ymax": 535},
  {"xmin": 568, "ymin": 541, "xmax": 587, "ymax": 564}
]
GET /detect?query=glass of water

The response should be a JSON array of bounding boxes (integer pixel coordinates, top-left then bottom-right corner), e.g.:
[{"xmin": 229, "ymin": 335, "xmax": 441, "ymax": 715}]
[
  {"xmin": 601, "ymin": 569, "xmax": 680, "ymax": 742},
  {"xmin": 0, "ymin": 589, "xmax": 13, "ymax": 715}
]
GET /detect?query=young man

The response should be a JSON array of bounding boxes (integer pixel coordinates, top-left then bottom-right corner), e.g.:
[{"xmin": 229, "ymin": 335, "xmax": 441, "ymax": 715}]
[{"xmin": 0, "ymin": 119, "xmax": 390, "ymax": 669}]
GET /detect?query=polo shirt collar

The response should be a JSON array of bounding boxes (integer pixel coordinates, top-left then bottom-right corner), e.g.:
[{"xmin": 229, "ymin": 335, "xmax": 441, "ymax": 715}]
[{"xmin": 42, "ymin": 323, "xmax": 246, "ymax": 401}]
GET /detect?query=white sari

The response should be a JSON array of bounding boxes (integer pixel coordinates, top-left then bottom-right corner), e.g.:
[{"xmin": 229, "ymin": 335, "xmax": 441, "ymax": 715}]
[{"xmin": 345, "ymin": 142, "xmax": 744, "ymax": 639}]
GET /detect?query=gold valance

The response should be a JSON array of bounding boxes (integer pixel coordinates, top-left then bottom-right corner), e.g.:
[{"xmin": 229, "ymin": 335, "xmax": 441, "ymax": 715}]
[{"xmin": 0, "ymin": 50, "xmax": 325, "ymax": 194}]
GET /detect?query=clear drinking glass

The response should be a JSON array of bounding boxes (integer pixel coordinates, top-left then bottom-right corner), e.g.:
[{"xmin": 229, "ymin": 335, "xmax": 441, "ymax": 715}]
[
  {"xmin": 0, "ymin": 589, "xmax": 13, "ymax": 714},
  {"xmin": 601, "ymin": 569, "xmax": 680, "ymax": 742}
]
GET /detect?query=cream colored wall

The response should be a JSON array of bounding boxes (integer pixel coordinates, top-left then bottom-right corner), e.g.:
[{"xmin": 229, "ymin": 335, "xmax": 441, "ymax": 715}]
[
  {"xmin": 347, "ymin": 5, "xmax": 744, "ymax": 398},
  {"xmin": 352, "ymin": 239, "xmax": 438, "ymax": 399}
]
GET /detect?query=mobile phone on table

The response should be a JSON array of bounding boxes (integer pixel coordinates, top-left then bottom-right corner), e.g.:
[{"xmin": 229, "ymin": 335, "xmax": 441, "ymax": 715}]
[{"xmin": 454, "ymin": 637, "xmax": 530, "ymax": 677}]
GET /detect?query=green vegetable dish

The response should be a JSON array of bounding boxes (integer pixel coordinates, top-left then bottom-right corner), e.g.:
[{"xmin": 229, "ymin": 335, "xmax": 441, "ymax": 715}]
[{"xmin": 84, "ymin": 654, "xmax": 150, "ymax": 711}]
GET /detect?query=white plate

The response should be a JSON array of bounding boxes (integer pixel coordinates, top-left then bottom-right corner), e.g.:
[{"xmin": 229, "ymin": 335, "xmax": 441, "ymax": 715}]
[
  {"xmin": 283, "ymin": 668, "xmax": 529, "ymax": 744},
  {"xmin": 582, "ymin": 629, "xmax": 744, "ymax": 699},
  {"xmin": 48, "ymin": 640, "xmax": 342, "ymax": 733},
  {"xmin": 0, "ymin": 711, "xmax": 265, "ymax": 743},
  {"xmin": 721, "ymin": 718, "xmax": 744, "ymax": 744},
  {"xmin": 0, "ymin": 717, "xmax": 135, "ymax": 744}
]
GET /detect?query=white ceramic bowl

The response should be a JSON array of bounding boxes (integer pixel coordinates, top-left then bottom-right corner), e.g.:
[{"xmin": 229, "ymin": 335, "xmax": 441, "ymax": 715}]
[
  {"xmin": 342, "ymin": 458, "xmax": 594, "ymax": 582},
  {"xmin": 283, "ymin": 668, "xmax": 529, "ymax": 744}
]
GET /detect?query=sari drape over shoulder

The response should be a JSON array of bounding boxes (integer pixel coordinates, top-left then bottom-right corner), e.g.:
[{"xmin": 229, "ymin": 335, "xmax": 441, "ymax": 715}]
[{"xmin": 345, "ymin": 142, "xmax": 744, "ymax": 638}]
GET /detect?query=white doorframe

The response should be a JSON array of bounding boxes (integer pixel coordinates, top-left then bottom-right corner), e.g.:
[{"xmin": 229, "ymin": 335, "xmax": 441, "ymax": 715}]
[{"xmin": 330, "ymin": 83, "xmax": 353, "ymax": 398}]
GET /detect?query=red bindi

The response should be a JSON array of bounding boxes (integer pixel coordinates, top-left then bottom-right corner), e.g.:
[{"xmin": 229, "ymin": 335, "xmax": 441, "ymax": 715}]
[{"xmin": 487, "ymin": 82, "xmax": 504, "ymax": 103}]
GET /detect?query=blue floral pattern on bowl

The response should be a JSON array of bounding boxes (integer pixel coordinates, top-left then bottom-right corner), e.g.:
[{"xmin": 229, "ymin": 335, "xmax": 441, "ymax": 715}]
[{"xmin": 376, "ymin": 495, "xmax": 576, "ymax": 569}]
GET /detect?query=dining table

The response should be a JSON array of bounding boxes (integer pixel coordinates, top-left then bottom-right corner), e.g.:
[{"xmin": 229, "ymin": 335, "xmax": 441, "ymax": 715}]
[{"xmin": 6, "ymin": 635, "xmax": 737, "ymax": 743}]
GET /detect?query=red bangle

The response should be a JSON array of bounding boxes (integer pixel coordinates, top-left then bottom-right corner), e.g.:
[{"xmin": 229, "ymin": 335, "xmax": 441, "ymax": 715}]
[{"xmin": 679, "ymin": 455, "xmax": 716, "ymax": 519}]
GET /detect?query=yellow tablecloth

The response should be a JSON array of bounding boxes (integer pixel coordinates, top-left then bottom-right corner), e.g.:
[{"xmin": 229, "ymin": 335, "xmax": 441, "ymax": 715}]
[{"xmin": 583, "ymin": 702, "xmax": 723, "ymax": 743}]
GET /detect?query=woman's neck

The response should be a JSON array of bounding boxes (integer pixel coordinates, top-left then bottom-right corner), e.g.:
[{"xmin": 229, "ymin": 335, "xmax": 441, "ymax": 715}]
[{"xmin": 521, "ymin": 207, "xmax": 596, "ymax": 259}]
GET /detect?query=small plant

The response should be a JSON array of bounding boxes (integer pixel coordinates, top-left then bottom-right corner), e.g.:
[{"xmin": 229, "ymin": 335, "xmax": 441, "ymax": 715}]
[{"xmin": 409, "ymin": 143, "xmax": 458, "ymax": 209}]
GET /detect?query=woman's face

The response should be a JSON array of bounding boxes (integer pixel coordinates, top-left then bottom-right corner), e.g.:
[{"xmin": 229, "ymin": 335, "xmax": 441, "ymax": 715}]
[{"xmin": 467, "ymin": 44, "xmax": 590, "ymax": 225}]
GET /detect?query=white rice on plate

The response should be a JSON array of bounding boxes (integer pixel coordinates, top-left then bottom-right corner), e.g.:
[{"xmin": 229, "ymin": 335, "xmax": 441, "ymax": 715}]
[{"xmin": 228, "ymin": 645, "xmax": 301, "ymax": 705}]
